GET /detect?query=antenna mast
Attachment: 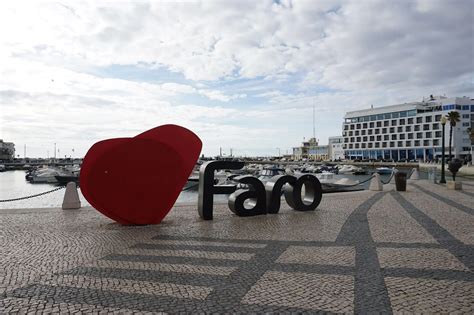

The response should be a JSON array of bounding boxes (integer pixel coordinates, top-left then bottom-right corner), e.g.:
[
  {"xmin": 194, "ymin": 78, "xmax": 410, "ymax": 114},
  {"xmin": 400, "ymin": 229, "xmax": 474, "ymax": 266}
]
[{"xmin": 312, "ymin": 100, "xmax": 316, "ymax": 141}]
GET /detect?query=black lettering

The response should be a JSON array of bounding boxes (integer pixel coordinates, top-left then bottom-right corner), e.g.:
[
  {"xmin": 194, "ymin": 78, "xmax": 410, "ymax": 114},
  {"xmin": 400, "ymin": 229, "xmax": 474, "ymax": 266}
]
[
  {"xmin": 228, "ymin": 175, "xmax": 266, "ymax": 217},
  {"xmin": 265, "ymin": 175, "xmax": 296, "ymax": 214},
  {"xmin": 198, "ymin": 160, "xmax": 244, "ymax": 220},
  {"xmin": 284, "ymin": 174, "xmax": 322, "ymax": 211}
]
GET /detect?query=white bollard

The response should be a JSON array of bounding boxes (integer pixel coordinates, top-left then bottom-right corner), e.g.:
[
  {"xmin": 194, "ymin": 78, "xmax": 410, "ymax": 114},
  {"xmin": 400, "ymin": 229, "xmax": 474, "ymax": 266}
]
[
  {"xmin": 62, "ymin": 182, "xmax": 81, "ymax": 210},
  {"xmin": 409, "ymin": 168, "xmax": 420, "ymax": 180},
  {"xmin": 389, "ymin": 169, "xmax": 398, "ymax": 184},
  {"xmin": 369, "ymin": 173, "xmax": 383, "ymax": 191}
]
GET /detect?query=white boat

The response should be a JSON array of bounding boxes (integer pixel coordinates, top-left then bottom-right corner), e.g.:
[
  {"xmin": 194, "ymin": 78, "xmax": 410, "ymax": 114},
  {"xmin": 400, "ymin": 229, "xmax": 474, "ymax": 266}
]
[
  {"xmin": 376, "ymin": 167, "xmax": 393, "ymax": 175},
  {"xmin": 28, "ymin": 167, "xmax": 74, "ymax": 183},
  {"xmin": 337, "ymin": 164, "xmax": 364, "ymax": 174}
]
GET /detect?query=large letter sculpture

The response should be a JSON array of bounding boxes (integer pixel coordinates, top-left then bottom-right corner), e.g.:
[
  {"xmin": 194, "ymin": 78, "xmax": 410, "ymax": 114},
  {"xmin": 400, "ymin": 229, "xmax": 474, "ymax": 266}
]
[
  {"xmin": 198, "ymin": 160, "xmax": 244, "ymax": 220},
  {"xmin": 80, "ymin": 124, "xmax": 202, "ymax": 225},
  {"xmin": 199, "ymin": 161, "xmax": 323, "ymax": 220}
]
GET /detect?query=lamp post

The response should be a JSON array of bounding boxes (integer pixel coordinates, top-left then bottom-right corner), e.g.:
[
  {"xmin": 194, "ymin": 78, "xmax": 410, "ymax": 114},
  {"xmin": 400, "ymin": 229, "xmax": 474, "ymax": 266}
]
[{"xmin": 440, "ymin": 116, "xmax": 447, "ymax": 184}]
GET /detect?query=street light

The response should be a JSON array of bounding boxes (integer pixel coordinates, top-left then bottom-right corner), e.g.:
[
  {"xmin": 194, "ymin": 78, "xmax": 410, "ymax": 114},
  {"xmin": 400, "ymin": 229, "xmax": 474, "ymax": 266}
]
[{"xmin": 440, "ymin": 115, "xmax": 447, "ymax": 184}]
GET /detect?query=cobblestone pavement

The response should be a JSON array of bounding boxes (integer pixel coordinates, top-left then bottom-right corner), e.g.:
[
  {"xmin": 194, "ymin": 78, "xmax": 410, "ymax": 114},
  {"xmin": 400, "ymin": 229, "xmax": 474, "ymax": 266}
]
[{"xmin": 0, "ymin": 180, "xmax": 473, "ymax": 314}]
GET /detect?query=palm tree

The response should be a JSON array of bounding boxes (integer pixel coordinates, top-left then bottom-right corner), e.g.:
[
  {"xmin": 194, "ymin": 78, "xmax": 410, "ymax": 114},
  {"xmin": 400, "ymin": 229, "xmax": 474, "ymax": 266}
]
[{"xmin": 446, "ymin": 111, "xmax": 460, "ymax": 160}]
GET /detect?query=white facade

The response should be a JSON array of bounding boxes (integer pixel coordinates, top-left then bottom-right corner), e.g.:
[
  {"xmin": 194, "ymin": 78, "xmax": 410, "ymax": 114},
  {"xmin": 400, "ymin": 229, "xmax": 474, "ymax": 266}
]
[
  {"xmin": 342, "ymin": 96, "xmax": 473, "ymax": 161},
  {"xmin": 328, "ymin": 136, "xmax": 345, "ymax": 160}
]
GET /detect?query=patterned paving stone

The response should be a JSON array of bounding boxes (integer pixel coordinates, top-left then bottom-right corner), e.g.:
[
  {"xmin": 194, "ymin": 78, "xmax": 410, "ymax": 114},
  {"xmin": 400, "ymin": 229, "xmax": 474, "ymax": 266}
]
[
  {"xmin": 119, "ymin": 248, "xmax": 254, "ymax": 261},
  {"xmin": 377, "ymin": 248, "xmax": 468, "ymax": 271},
  {"xmin": 241, "ymin": 271, "xmax": 354, "ymax": 313},
  {"xmin": 1, "ymin": 181, "xmax": 473, "ymax": 313},
  {"xmin": 276, "ymin": 246, "xmax": 355, "ymax": 266},
  {"xmin": 41, "ymin": 274, "xmax": 212, "ymax": 300},
  {"xmin": 403, "ymin": 187, "xmax": 474, "ymax": 245},
  {"xmin": 368, "ymin": 193, "xmax": 437, "ymax": 244},
  {"xmin": 385, "ymin": 276, "xmax": 474, "ymax": 313},
  {"xmin": 146, "ymin": 239, "xmax": 267, "ymax": 248},
  {"xmin": 85, "ymin": 260, "xmax": 237, "ymax": 276}
]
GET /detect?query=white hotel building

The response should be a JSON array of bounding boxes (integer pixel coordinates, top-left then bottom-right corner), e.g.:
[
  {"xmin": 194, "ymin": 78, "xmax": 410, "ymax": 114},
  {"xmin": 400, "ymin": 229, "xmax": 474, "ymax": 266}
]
[{"xmin": 343, "ymin": 96, "xmax": 473, "ymax": 162}]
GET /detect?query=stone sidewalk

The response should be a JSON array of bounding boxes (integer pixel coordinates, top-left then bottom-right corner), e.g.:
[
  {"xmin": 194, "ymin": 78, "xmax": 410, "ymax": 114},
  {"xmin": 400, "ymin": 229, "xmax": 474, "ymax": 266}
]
[{"xmin": 0, "ymin": 180, "xmax": 473, "ymax": 314}]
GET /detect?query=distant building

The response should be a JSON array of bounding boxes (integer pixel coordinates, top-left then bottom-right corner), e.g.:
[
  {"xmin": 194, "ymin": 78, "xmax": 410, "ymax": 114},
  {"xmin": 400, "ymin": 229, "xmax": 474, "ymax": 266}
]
[
  {"xmin": 328, "ymin": 136, "xmax": 345, "ymax": 160},
  {"xmin": 0, "ymin": 140, "xmax": 15, "ymax": 161},
  {"xmin": 292, "ymin": 137, "xmax": 329, "ymax": 161},
  {"xmin": 342, "ymin": 96, "xmax": 473, "ymax": 161}
]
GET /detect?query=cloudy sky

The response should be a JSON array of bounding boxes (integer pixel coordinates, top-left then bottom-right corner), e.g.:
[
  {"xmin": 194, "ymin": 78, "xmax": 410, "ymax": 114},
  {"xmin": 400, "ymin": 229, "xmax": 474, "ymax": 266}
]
[{"xmin": 0, "ymin": 0, "xmax": 472, "ymax": 158}]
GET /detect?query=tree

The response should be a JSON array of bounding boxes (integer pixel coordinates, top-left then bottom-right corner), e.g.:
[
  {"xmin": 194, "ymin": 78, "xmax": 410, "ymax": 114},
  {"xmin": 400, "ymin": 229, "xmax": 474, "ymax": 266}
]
[{"xmin": 446, "ymin": 111, "xmax": 460, "ymax": 160}]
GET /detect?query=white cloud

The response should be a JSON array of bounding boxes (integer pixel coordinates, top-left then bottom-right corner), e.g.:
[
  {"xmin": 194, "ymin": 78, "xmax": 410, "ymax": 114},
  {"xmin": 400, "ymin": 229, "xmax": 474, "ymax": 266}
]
[{"xmin": 0, "ymin": 0, "xmax": 472, "ymax": 157}]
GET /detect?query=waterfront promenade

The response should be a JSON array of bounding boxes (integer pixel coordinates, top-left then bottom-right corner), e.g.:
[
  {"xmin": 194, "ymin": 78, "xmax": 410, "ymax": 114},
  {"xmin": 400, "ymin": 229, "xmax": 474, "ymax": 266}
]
[{"xmin": 0, "ymin": 180, "xmax": 473, "ymax": 313}]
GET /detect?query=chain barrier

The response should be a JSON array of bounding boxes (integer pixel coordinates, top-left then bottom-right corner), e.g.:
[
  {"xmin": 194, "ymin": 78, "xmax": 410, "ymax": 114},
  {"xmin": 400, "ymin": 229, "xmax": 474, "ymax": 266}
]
[
  {"xmin": 380, "ymin": 170, "xmax": 396, "ymax": 185},
  {"xmin": 0, "ymin": 186, "xmax": 65, "ymax": 203}
]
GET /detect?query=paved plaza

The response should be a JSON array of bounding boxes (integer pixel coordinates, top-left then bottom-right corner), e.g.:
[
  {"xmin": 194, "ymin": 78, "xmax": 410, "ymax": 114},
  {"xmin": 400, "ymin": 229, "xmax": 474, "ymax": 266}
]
[{"xmin": 0, "ymin": 180, "xmax": 473, "ymax": 314}]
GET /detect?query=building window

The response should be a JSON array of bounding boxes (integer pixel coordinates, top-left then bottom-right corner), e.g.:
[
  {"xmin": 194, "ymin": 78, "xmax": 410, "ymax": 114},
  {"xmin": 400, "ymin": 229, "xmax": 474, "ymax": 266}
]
[
  {"xmin": 356, "ymin": 123, "xmax": 361, "ymax": 129},
  {"xmin": 408, "ymin": 133, "xmax": 413, "ymax": 139},
  {"xmin": 356, "ymin": 137, "xmax": 361, "ymax": 142},
  {"xmin": 392, "ymin": 112, "xmax": 399, "ymax": 118},
  {"xmin": 370, "ymin": 115, "xmax": 376, "ymax": 121},
  {"xmin": 391, "ymin": 120, "xmax": 397, "ymax": 126},
  {"xmin": 361, "ymin": 130, "xmax": 366, "ymax": 135},
  {"xmin": 425, "ymin": 132, "xmax": 432, "ymax": 138},
  {"xmin": 363, "ymin": 123, "xmax": 368, "ymax": 128},
  {"xmin": 375, "ymin": 142, "xmax": 380, "ymax": 148},
  {"xmin": 390, "ymin": 142, "xmax": 395, "ymax": 147},
  {"xmin": 382, "ymin": 142, "xmax": 387, "ymax": 148},
  {"xmin": 397, "ymin": 126, "xmax": 403, "ymax": 133},
  {"xmin": 368, "ymin": 143, "xmax": 373, "ymax": 148},
  {"xmin": 355, "ymin": 143, "xmax": 359, "ymax": 148},
  {"xmin": 370, "ymin": 136, "xmax": 375, "ymax": 141},
  {"xmin": 435, "ymin": 131, "xmax": 442, "ymax": 138},
  {"xmin": 377, "ymin": 114, "xmax": 384, "ymax": 120},
  {"xmin": 462, "ymin": 122, "xmax": 470, "ymax": 127},
  {"xmin": 369, "ymin": 122, "xmax": 374, "ymax": 128},
  {"xmin": 417, "ymin": 117, "xmax": 423, "ymax": 123},
  {"xmin": 435, "ymin": 114, "xmax": 442, "ymax": 121},
  {"xmin": 382, "ymin": 128, "xmax": 387, "ymax": 134},
  {"xmin": 350, "ymin": 125, "xmax": 355, "ymax": 130},
  {"xmin": 375, "ymin": 129, "xmax": 380, "ymax": 134},
  {"xmin": 384, "ymin": 121, "xmax": 389, "ymax": 127},
  {"xmin": 377, "ymin": 135, "xmax": 382, "ymax": 141},
  {"xmin": 406, "ymin": 126, "xmax": 411, "ymax": 132},
  {"xmin": 384, "ymin": 135, "xmax": 389, "ymax": 140},
  {"xmin": 391, "ymin": 134, "xmax": 397, "ymax": 140},
  {"xmin": 405, "ymin": 141, "xmax": 411, "ymax": 146},
  {"xmin": 408, "ymin": 118, "xmax": 414, "ymax": 124},
  {"xmin": 400, "ymin": 134, "xmax": 405, "ymax": 140},
  {"xmin": 390, "ymin": 127, "xmax": 395, "ymax": 133},
  {"xmin": 425, "ymin": 116, "xmax": 432, "ymax": 123},
  {"xmin": 349, "ymin": 144, "xmax": 353, "ymax": 149},
  {"xmin": 355, "ymin": 130, "xmax": 360, "ymax": 136},
  {"xmin": 423, "ymin": 124, "xmax": 430, "ymax": 131},
  {"xmin": 363, "ymin": 136, "xmax": 368, "ymax": 142},
  {"xmin": 384, "ymin": 113, "xmax": 391, "ymax": 119},
  {"xmin": 368, "ymin": 129, "xmax": 373, "ymax": 135},
  {"xmin": 350, "ymin": 137, "xmax": 355, "ymax": 142},
  {"xmin": 433, "ymin": 139, "xmax": 440, "ymax": 146},
  {"xmin": 432, "ymin": 123, "xmax": 439, "ymax": 130},
  {"xmin": 399, "ymin": 119, "xmax": 405, "ymax": 125},
  {"xmin": 414, "ymin": 125, "xmax": 420, "ymax": 131},
  {"xmin": 398, "ymin": 141, "xmax": 403, "ymax": 147},
  {"xmin": 376, "ymin": 121, "xmax": 382, "ymax": 127},
  {"xmin": 462, "ymin": 114, "xmax": 470, "ymax": 119},
  {"xmin": 414, "ymin": 140, "xmax": 420, "ymax": 147},
  {"xmin": 423, "ymin": 140, "xmax": 430, "ymax": 146},
  {"xmin": 400, "ymin": 111, "xmax": 407, "ymax": 118},
  {"xmin": 416, "ymin": 132, "xmax": 423, "ymax": 139},
  {"xmin": 361, "ymin": 143, "xmax": 366, "ymax": 148},
  {"xmin": 349, "ymin": 131, "xmax": 353, "ymax": 136}
]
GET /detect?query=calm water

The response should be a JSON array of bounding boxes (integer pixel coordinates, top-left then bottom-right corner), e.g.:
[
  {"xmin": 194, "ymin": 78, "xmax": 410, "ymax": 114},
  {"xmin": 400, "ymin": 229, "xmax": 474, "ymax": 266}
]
[{"xmin": 0, "ymin": 168, "xmax": 432, "ymax": 209}]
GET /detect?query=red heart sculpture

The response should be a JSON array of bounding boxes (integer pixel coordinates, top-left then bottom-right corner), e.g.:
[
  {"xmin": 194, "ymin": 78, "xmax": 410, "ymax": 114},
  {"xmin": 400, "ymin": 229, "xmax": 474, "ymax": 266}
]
[{"xmin": 80, "ymin": 125, "xmax": 202, "ymax": 225}]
